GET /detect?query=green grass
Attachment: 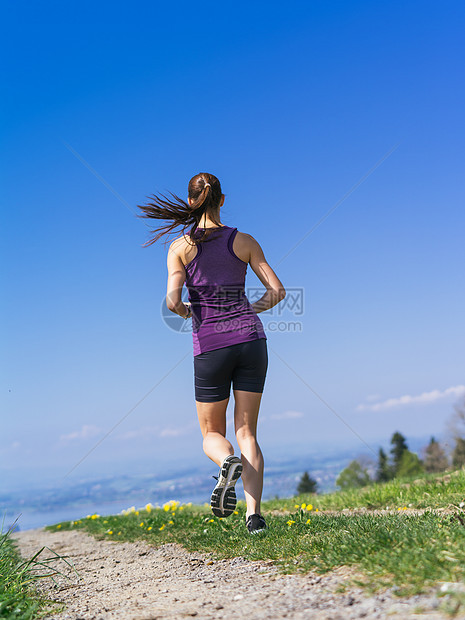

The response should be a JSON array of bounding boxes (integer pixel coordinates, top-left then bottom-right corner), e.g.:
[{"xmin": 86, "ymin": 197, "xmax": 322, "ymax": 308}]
[
  {"xmin": 46, "ymin": 468, "xmax": 465, "ymax": 609},
  {"xmin": 1, "ymin": 526, "xmax": 46, "ymax": 619},
  {"xmin": 0, "ymin": 521, "xmax": 76, "ymax": 619},
  {"xmin": 267, "ymin": 467, "xmax": 465, "ymax": 512}
]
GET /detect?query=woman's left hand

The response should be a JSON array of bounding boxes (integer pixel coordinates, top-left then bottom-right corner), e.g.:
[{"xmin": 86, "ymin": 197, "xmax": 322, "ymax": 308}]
[{"xmin": 183, "ymin": 302, "xmax": 192, "ymax": 319}]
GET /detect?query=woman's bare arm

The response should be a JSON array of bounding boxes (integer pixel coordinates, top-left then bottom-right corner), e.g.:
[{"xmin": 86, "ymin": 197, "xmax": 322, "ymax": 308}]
[
  {"xmin": 166, "ymin": 239, "xmax": 191, "ymax": 318},
  {"xmin": 245, "ymin": 234, "xmax": 286, "ymax": 313}
]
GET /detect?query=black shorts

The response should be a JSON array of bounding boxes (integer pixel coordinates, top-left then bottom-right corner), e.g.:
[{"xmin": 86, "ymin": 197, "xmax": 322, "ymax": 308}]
[{"xmin": 194, "ymin": 338, "xmax": 268, "ymax": 403}]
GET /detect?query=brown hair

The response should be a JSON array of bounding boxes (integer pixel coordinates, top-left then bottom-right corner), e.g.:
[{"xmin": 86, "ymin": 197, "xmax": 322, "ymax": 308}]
[{"xmin": 137, "ymin": 172, "xmax": 223, "ymax": 247}]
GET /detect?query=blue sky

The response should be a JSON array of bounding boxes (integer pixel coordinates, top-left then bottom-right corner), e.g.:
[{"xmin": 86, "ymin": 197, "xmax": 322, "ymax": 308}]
[{"xmin": 1, "ymin": 0, "xmax": 465, "ymax": 490}]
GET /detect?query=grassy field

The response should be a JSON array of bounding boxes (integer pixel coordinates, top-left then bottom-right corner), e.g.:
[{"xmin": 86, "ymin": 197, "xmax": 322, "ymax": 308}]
[
  {"xmin": 46, "ymin": 468, "xmax": 465, "ymax": 608},
  {"xmin": 266, "ymin": 467, "xmax": 465, "ymax": 512}
]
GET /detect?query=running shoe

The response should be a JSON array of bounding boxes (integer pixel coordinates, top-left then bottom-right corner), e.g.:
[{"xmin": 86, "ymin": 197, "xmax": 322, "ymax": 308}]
[
  {"xmin": 246, "ymin": 513, "xmax": 267, "ymax": 534},
  {"xmin": 210, "ymin": 455, "xmax": 243, "ymax": 518}
]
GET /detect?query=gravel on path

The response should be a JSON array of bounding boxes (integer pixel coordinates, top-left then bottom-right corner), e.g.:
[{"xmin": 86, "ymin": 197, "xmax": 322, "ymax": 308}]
[{"xmin": 13, "ymin": 528, "xmax": 461, "ymax": 619}]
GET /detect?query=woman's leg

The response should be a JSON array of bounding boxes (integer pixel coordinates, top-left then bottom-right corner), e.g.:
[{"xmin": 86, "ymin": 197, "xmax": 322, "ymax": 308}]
[
  {"xmin": 196, "ymin": 398, "xmax": 234, "ymax": 467},
  {"xmin": 233, "ymin": 389, "xmax": 264, "ymax": 518}
]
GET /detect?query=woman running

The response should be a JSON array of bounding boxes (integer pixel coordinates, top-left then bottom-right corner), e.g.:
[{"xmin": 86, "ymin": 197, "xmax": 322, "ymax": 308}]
[{"xmin": 138, "ymin": 173, "xmax": 286, "ymax": 533}]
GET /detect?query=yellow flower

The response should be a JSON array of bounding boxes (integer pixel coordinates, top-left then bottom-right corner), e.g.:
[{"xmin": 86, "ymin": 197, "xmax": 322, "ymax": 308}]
[
  {"xmin": 397, "ymin": 507, "xmax": 401, "ymax": 511},
  {"xmin": 208, "ymin": 519, "xmax": 214, "ymax": 523},
  {"xmin": 140, "ymin": 522, "xmax": 144, "ymax": 527},
  {"xmin": 403, "ymin": 506, "xmax": 407, "ymax": 511},
  {"xmin": 233, "ymin": 511, "xmax": 239, "ymax": 515},
  {"xmin": 90, "ymin": 514, "xmax": 100, "ymax": 520},
  {"xmin": 306, "ymin": 504, "xmax": 313, "ymax": 511},
  {"xmin": 294, "ymin": 504, "xmax": 300, "ymax": 509},
  {"xmin": 163, "ymin": 500, "xmax": 180, "ymax": 511},
  {"xmin": 135, "ymin": 511, "xmax": 139, "ymax": 516},
  {"xmin": 287, "ymin": 520, "xmax": 295, "ymax": 526},
  {"xmin": 145, "ymin": 503, "xmax": 153, "ymax": 513},
  {"xmin": 159, "ymin": 524, "xmax": 166, "ymax": 531},
  {"xmin": 57, "ymin": 524, "xmax": 62, "ymax": 529},
  {"xmin": 179, "ymin": 506, "xmax": 184, "ymax": 511},
  {"xmin": 306, "ymin": 519, "xmax": 311, "ymax": 524},
  {"xmin": 168, "ymin": 520, "xmax": 174, "ymax": 525},
  {"xmin": 108, "ymin": 530, "xmax": 113, "ymax": 535},
  {"xmin": 118, "ymin": 531, "xmax": 122, "ymax": 535},
  {"xmin": 103, "ymin": 520, "xmax": 108, "ymax": 524},
  {"xmin": 315, "ymin": 509, "xmax": 319, "ymax": 512},
  {"xmin": 301, "ymin": 503, "xmax": 306, "ymax": 509},
  {"xmin": 147, "ymin": 526, "xmax": 152, "ymax": 531}
]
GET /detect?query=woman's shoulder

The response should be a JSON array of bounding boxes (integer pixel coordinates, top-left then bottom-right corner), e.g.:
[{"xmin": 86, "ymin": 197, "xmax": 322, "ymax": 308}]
[
  {"xmin": 169, "ymin": 235, "xmax": 189, "ymax": 252},
  {"xmin": 234, "ymin": 230, "xmax": 260, "ymax": 248},
  {"xmin": 169, "ymin": 232, "xmax": 200, "ymax": 266},
  {"xmin": 231, "ymin": 230, "xmax": 262, "ymax": 264},
  {"xmin": 232, "ymin": 227, "xmax": 255, "ymax": 239}
]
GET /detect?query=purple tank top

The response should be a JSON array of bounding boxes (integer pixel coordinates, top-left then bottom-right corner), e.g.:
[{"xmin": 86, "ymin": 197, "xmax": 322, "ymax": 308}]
[{"xmin": 184, "ymin": 225, "xmax": 267, "ymax": 356}]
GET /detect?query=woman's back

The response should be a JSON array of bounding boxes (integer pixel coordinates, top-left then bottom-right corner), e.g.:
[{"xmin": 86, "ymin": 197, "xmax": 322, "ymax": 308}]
[{"xmin": 181, "ymin": 224, "xmax": 267, "ymax": 356}]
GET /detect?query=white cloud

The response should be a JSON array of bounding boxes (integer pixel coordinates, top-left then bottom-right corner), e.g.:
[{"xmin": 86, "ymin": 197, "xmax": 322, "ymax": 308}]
[
  {"xmin": 271, "ymin": 410, "xmax": 304, "ymax": 421},
  {"xmin": 117, "ymin": 426, "xmax": 160, "ymax": 440},
  {"xmin": 159, "ymin": 427, "xmax": 183, "ymax": 438},
  {"xmin": 159, "ymin": 426, "xmax": 194, "ymax": 438},
  {"xmin": 357, "ymin": 385, "xmax": 465, "ymax": 412},
  {"xmin": 60, "ymin": 425, "xmax": 104, "ymax": 442},
  {"xmin": 115, "ymin": 424, "xmax": 196, "ymax": 441}
]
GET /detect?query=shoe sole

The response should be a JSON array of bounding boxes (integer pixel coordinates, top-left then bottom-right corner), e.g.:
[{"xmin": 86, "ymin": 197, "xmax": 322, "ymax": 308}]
[
  {"xmin": 246, "ymin": 516, "xmax": 268, "ymax": 534},
  {"xmin": 249, "ymin": 527, "xmax": 267, "ymax": 535},
  {"xmin": 211, "ymin": 456, "xmax": 243, "ymax": 518}
]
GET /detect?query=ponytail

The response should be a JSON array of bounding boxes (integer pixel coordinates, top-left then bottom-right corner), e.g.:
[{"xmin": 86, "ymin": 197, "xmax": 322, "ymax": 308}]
[{"xmin": 137, "ymin": 173, "xmax": 223, "ymax": 247}]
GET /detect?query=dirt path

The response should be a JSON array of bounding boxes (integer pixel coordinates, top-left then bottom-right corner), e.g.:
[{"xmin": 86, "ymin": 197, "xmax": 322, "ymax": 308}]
[{"xmin": 14, "ymin": 528, "xmax": 457, "ymax": 619}]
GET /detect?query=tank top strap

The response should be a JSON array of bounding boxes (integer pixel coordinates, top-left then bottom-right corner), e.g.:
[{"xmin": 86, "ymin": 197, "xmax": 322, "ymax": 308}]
[{"xmin": 226, "ymin": 227, "xmax": 239, "ymax": 259}]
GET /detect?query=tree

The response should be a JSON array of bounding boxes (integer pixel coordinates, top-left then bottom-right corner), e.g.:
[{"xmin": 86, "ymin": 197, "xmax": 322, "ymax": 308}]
[
  {"xmin": 356, "ymin": 453, "xmax": 377, "ymax": 479},
  {"xmin": 390, "ymin": 431, "xmax": 408, "ymax": 477},
  {"xmin": 375, "ymin": 447, "xmax": 393, "ymax": 482},
  {"xmin": 396, "ymin": 450, "xmax": 424, "ymax": 478},
  {"xmin": 447, "ymin": 396, "xmax": 465, "ymax": 467},
  {"xmin": 297, "ymin": 471, "xmax": 318, "ymax": 494},
  {"xmin": 422, "ymin": 437, "xmax": 449, "ymax": 473},
  {"xmin": 336, "ymin": 460, "xmax": 371, "ymax": 491},
  {"xmin": 447, "ymin": 395, "xmax": 465, "ymax": 440},
  {"xmin": 452, "ymin": 438, "xmax": 465, "ymax": 469}
]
